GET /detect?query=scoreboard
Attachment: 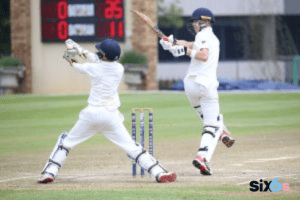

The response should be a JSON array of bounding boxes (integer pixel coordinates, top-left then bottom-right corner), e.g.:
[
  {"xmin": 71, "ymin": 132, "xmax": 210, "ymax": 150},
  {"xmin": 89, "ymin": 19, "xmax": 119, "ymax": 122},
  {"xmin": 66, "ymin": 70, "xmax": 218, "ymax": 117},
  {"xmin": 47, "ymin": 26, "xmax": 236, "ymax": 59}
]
[{"xmin": 41, "ymin": 0, "xmax": 125, "ymax": 42}]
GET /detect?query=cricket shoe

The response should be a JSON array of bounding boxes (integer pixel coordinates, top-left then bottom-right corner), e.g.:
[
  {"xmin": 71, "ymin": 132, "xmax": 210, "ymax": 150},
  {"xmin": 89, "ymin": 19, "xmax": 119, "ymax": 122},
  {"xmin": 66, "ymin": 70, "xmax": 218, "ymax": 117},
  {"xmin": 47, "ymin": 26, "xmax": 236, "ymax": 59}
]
[
  {"xmin": 37, "ymin": 173, "xmax": 54, "ymax": 184},
  {"xmin": 219, "ymin": 128, "xmax": 235, "ymax": 148},
  {"xmin": 156, "ymin": 171, "xmax": 177, "ymax": 183},
  {"xmin": 192, "ymin": 155, "xmax": 212, "ymax": 175}
]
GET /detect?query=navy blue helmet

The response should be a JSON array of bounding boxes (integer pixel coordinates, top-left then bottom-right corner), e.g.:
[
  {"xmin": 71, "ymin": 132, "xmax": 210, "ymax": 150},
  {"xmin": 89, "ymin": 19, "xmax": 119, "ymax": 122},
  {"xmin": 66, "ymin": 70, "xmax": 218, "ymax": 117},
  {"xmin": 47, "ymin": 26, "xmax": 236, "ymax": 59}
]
[
  {"xmin": 95, "ymin": 39, "xmax": 121, "ymax": 61},
  {"xmin": 187, "ymin": 8, "xmax": 215, "ymax": 35},
  {"xmin": 190, "ymin": 8, "xmax": 215, "ymax": 23}
]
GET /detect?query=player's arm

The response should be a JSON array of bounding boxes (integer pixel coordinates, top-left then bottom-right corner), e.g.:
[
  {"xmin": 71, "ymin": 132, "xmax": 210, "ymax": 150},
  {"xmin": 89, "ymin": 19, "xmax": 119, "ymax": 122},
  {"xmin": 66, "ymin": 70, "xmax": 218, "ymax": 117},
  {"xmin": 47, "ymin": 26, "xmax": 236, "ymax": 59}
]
[
  {"xmin": 65, "ymin": 39, "xmax": 99, "ymax": 63},
  {"xmin": 164, "ymin": 43, "xmax": 209, "ymax": 62},
  {"xmin": 186, "ymin": 48, "xmax": 209, "ymax": 62},
  {"xmin": 72, "ymin": 62, "xmax": 98, "ymax": 76},
  {"xmin": 175, "ymin": 35, "xmax": 209, "ymax": 61},
  {"xmin": 160, "ymin": 35, "xmax": 194, "ymax": 49},
  {"xmin": 63, "ymin": 48, "xmax": 92, "ymax": 74},
  {"xmin": 160, "ymin": 35, "xmax": 208, "ymax": 61},
  {"xmin": 174, "ymin": 39, "xmax": 194, "ymax": 49}
]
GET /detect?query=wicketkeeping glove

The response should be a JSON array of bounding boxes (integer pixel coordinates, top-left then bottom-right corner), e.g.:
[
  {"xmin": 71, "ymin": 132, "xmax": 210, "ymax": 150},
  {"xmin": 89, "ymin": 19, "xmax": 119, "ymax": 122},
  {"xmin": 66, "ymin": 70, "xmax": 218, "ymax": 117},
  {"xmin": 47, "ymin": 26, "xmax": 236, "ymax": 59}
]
[
  {"xmin": 63, "ymin": 49, "xmax": 78, "ymax": 65},
  {"xmin": 169, "ymin": 45, "xmax": 187, "ymax": 57},
  {"xmin": 65, "ymin": 39, "xmax": 87, "ymax": 59}
]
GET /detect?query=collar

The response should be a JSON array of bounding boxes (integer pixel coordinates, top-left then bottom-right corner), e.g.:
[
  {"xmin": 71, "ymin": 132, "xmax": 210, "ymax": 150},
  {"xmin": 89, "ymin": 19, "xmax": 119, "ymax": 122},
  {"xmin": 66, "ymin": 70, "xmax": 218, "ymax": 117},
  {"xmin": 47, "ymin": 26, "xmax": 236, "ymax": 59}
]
[{"xmin": 200, "ymin": 26, "xmax": 212, "ymax": 32}]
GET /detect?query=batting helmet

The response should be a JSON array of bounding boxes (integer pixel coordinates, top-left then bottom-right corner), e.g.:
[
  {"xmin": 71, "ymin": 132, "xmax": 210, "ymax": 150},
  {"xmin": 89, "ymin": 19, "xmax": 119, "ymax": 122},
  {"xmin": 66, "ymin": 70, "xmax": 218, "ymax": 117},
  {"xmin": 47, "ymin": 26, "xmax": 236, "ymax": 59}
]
[
  {"xmin": 187, "ymin": 8, "xmax": 215, "ymax": 35},
  {"xmin": 190, "ymin": 8, "xmax": 215, "ymax": 23},
  {"xmin": 95, "ymin": 39, "xmax": 121, "ymax": 61}
]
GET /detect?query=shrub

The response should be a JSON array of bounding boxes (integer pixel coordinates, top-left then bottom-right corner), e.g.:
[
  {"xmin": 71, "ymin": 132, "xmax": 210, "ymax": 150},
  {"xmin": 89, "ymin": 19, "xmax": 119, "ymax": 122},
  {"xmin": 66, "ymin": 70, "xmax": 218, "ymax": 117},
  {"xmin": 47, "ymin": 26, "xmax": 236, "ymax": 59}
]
[
  {"xmin": 119, "ymin": 50, "xmax": 148, "ymax": 65},
  {"xmin": 0, "ymin": 56, "xmax": 22, "ymax": 67}
]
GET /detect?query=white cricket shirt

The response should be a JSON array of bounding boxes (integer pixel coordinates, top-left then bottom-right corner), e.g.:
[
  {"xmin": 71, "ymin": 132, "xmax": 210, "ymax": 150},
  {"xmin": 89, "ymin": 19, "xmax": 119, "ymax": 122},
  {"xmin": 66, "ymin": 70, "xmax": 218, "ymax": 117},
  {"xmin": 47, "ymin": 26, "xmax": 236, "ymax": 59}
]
[
  {"xmin": 186, "ymin": 27, "xmax": 220, "ymax": 90},
  {"xmin": 72, "ymin": 54, "xmax": 124, "ymax": 109}
]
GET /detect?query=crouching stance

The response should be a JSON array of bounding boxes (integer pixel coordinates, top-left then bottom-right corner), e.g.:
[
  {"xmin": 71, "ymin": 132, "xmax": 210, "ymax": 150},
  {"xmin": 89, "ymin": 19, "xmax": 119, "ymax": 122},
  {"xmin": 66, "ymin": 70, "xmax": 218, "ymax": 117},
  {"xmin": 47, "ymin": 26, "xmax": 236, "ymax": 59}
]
[{"xmin": 38, "ymin": 39, "xmax": 176, "ymax": 183}]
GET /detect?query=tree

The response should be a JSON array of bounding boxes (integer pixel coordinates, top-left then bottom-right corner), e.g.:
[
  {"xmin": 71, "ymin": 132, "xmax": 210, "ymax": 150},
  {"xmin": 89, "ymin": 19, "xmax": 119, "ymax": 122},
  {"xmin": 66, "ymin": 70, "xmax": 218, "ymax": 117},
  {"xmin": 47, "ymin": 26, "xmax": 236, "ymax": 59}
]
[{"xmin": 158, "ymin": 0, "xmax": 184, "ymax": 29}]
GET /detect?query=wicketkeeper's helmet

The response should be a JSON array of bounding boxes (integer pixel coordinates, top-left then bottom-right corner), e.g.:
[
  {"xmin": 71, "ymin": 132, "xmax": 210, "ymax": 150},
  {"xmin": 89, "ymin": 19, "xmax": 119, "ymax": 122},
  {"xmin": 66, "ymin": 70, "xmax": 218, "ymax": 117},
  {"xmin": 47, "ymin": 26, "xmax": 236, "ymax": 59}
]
[
  {"xmin": 187, "ymin": 8, "xmax": 215, "ymax": 35},
  {"xmin": 95, "ymin": 39, "xmax": 121, "ymax": 61}
]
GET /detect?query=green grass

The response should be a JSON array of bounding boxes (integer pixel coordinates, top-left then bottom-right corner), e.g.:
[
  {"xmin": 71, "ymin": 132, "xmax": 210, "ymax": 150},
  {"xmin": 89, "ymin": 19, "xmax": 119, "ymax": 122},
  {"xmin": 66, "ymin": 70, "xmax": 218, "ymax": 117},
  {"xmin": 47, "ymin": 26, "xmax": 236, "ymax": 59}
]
[
  {"xmin": 1, "ymin": 92, "xmax": 300, "ymax": 154},
  {"xmin": 1, "ymin": 186, "xmax": 297, "ymax": 200},
  {"xmin": 1, "ymin": 92, "xmax": 300, "ymax": 199},
  {"xmin": 1, "ymin": 186, "xmax": 298, "ymax": 200}
]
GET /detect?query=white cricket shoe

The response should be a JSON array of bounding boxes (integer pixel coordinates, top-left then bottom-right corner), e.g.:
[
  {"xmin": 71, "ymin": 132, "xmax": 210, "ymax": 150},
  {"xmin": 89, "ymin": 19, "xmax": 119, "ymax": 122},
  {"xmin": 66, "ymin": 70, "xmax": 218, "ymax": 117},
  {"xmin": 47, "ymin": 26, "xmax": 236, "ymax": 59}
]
[
  {"xmin": 192, "ymin": 155, "xmax": 212, "ymax": 175},
  {"xmin": 156, "ymin": 171, "xmax": 177, "ymax": 183},
  {"xmin": 37, "ymin": 173, "xmax": 54, "ymax": 184}
]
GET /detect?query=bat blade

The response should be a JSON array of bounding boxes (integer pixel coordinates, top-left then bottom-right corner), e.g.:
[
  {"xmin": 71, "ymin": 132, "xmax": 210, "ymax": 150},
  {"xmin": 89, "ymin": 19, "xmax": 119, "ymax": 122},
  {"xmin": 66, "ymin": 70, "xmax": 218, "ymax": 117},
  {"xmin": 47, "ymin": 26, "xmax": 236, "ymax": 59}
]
[{"xmin": 131, "ymin": 10, "xmax": 167, "ymax": 40}]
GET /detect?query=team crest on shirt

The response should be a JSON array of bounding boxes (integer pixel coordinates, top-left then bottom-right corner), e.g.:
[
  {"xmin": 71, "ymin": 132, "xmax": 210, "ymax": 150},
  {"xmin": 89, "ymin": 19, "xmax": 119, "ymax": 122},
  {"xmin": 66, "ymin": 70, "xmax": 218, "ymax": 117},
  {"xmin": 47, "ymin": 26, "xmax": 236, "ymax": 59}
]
[{"xmin": 202, "ymin": 41, "xmax": 206, "ymax": 44}]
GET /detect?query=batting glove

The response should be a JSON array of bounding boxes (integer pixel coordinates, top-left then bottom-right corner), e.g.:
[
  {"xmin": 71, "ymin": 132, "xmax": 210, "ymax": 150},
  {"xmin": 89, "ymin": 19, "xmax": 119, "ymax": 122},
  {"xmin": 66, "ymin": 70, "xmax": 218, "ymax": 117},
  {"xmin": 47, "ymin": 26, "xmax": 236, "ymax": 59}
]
[
  {"xmin": 165, "ymin": 34, "xmax": 178, "ymax": 44},
  {"xmin": 169, "ymin": 45, "xmax": 187, "ymax": 57},
  {"xmin": 159, "ymin": 38, "xmax": 172, "ymax": 50}
]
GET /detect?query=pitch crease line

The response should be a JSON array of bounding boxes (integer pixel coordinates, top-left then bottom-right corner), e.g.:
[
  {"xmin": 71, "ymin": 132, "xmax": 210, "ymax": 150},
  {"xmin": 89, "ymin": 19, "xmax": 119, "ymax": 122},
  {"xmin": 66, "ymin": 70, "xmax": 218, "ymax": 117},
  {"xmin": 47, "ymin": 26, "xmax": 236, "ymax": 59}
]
[
  {"xmin": 0, "ymin": 175, "xmax": 40, "ymax": 183},
  {"xmin": 232, "ymin": 156, "xmax": 299, "ymax": 166}
]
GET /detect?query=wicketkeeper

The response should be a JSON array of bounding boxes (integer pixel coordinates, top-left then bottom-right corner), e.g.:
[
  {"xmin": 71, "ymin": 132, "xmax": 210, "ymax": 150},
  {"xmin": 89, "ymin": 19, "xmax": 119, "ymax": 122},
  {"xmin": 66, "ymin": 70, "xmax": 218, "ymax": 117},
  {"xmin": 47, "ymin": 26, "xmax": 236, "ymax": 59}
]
[
  {"xmin": 38, "ymin": 39, "xmax": 176, "ymax": 183},
  {"xmin": 159, "ymin": 8, "xmax": 235, "ymax": 175}
]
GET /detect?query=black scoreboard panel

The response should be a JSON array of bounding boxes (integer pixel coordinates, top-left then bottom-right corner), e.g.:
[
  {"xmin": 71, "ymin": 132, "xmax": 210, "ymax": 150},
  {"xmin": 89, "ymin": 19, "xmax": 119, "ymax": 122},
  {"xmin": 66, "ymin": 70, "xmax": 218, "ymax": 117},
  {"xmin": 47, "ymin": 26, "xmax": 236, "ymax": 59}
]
[{"xmin": 41, "ymin": 0, "xmax": 125, "ymax": 42}]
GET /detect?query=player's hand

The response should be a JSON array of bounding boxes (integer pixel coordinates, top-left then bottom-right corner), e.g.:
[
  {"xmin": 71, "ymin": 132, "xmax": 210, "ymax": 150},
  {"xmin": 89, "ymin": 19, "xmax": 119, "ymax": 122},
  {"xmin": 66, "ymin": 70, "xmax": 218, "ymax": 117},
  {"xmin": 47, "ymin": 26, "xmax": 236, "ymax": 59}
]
[
  {"xmin": 169, "ymin": 45, "xmax": 187, "ymax": 57},
  {"xmin": 65, "ymin": 39, "xmax": 87, "ymax": 59},
  {"xmin": 162, "ymin": 34, "xmax": 177, "ymax": 44},
  {"xmin": 65, "ymin": 39, "xmax": 80, "ymax": 51},
  {"xmin": 63, "ymin": 50, "xmax": 78, "ymax": 65},
  {"xmin": 159, "ymin": 38, "xmax": 172, "ymax": 50}
]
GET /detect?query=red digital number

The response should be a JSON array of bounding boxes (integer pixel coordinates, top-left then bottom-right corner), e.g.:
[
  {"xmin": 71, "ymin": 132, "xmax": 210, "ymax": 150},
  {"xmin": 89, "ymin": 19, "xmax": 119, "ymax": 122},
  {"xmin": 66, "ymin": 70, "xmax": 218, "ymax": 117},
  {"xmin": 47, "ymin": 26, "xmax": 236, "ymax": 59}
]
[
  {"xmin": 57, "ymin": 21, "xmax": 68, "ymax": 40},
  {"xmin": 104, "ymin": 0, "xmax": 123, "ymax": 19},
  {"xmin": 117, "ymin": 21, "xmax": 124, "ymax": 38},
  {"xmin": 108, "ymin": 21, "xmax": 124, "ymax": 38},
  {"xmin": 110, "ymin": 21, "xmax": 116, "ymax": 38},
  {"xmin": 57, "ymin": 1, "xmax": 68, "ymax": 19},
  {"xmin": 57, "ymin": 1, "xmax": 68, "ymax": 40}
]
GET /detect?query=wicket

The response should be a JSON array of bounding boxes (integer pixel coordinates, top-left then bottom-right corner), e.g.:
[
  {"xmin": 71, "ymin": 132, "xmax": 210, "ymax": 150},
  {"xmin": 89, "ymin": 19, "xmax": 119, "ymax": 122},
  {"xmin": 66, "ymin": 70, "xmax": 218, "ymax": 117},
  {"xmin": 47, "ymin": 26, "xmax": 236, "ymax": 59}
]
[{"xmin": 131, "ymin": 108, "xmax": 154, "ymax": 177}]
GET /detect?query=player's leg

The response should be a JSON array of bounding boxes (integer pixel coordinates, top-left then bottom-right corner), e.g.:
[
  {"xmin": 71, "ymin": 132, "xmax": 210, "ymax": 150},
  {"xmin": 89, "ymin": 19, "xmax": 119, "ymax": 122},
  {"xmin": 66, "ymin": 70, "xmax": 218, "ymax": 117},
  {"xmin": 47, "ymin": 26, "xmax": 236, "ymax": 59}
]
[
  {"xmin": 184, "ymin": 78, "xmax": 212, "ymax": 174},
  {"xmin": 192, "ymin": 92, "xmax": 223, "ymax": 175},
  {"xmin": 184, "ymin": 78, "xmax": 235, "ymax": 148},
  {"xmin": 218, "ymin": 114, "xmax": 235, "ymax": 147},
  {"xmin": 185, "ymin": 81, "xmax": 222, "ymax": 175},
  {"xmin": 194, "ymin": 107, "xmax": 235, "ymax": 147},
  {"xmin": 103, "ymin": 110, "xmax": 176, "ymax": 183},
  {"xmin": 38, "ymin": 132, "xmax": 69, "ymax": 183},
  {"xmin": 38, "ymin": 107, "xmax": 97, "ymax": 183}
]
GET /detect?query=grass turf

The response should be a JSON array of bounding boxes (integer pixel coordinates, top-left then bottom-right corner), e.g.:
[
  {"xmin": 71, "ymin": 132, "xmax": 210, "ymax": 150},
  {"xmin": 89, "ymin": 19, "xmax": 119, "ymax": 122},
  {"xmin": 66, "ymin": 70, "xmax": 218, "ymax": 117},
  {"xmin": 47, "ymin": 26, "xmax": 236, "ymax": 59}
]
[
  {"xmin": 0, "ymin": 186, "xmax": 298, "ymax": 200},
  {"xmin": 0, "ymin": 92, "xmax": 300, "ymax": 199},
  {"xmin": 1, "ymin": 92, "xmax": 300, "ymax": 154}
]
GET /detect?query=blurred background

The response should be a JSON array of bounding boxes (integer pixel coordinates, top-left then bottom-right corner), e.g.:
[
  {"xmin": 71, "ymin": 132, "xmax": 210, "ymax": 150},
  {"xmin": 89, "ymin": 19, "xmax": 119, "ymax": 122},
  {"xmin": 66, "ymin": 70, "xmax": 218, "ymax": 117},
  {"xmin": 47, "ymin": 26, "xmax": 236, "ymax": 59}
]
[{"xmin": 0, "ymin": 0, "xmax": 300, "ymax": 95}]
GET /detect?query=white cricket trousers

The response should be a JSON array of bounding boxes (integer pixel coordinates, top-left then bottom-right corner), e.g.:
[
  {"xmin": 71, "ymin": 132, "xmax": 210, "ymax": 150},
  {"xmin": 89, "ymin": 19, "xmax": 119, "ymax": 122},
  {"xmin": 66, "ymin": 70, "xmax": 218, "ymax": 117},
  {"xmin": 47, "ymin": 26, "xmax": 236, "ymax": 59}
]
[
  {"xmin": 184, "ymin": 77, "xmax": 222, "ymax": 161},
  {"xmin": 183, "ymin": 77, "xmax": 220, "ymax": 126},
  {"xmin": 60, "ymin": 105, "xmax": 165, "ymax": 177},
  {"xmin": 64, "ymin": 105, "xmax": 139, "ymax": 156}
]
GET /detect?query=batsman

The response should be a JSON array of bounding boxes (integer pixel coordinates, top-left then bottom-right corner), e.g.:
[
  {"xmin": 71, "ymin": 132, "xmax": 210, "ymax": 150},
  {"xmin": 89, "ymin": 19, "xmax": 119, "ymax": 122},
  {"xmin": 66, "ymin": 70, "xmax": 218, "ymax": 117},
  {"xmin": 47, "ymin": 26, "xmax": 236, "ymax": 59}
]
[
  {"xmin": 38, "ymin": 39, "xmax": 176, "ymax": 183},
  {"xmin": 160, "ymin": 8, "xmax": 235, "ymax": 175}
]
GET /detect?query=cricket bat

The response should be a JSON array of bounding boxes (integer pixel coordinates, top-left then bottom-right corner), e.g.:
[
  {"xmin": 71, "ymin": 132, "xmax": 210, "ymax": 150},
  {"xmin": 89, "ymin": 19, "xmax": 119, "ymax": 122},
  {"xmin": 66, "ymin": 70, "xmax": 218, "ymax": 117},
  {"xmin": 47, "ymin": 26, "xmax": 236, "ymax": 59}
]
[{"xmin": 131, "ymin": 10, "xmax": 174, "ymax": 43}]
